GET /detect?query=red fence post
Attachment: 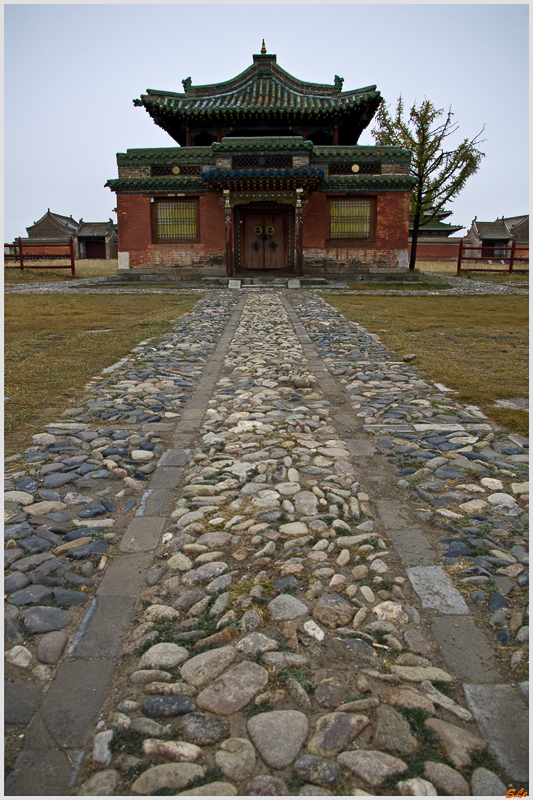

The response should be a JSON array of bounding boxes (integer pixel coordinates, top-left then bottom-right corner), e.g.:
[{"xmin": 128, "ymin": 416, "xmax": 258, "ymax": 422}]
[
  {"xmin": 69, "ymin": 237, "xmax": 76, "ymax": 275},
  {"xmin": 509, "ymin": 239, "xmax": 515, "ymax": 274},
  {"xmin": 18, "ymin": 237, "xmax": 24, "ymax": 272},
  {"xmin": 457, "ymin": 239, "xmax": 463, "ymax": 274}
]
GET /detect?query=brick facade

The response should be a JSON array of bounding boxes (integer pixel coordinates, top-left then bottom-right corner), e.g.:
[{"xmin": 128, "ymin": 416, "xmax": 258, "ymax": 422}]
[
  {"xmin": 117, "ymin": 192, "xmax": 226, "ymax": 271},
  {"xmin": 301, "ymin": 191, "xmax": 410, "ymax": 273}
]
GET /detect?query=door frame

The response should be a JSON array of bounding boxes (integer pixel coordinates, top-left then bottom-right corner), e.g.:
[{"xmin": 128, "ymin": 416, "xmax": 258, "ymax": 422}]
[{"xmin": 234, "ymin": 202, "xmax": 294, "ymax": 273}]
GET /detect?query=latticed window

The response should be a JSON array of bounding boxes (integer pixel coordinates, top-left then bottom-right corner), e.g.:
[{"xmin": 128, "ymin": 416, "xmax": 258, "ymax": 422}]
[
  {"xmin": 156, "ymin": 200, "xmax": 197, "ymax": 240},
  {"xmin": 151, "ymin": 165, "xmax": 201, "ymax": 176},
  {"xmin": 232, "ymin": 156, "xmax": 292, "ymax": 169},
  {"xmin": 330, "ymin": 199, "xmax": 371, "ymax": 239}
]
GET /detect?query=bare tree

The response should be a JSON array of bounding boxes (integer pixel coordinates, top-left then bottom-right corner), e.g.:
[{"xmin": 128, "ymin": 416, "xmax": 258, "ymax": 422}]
[{"xmin": 372, "ymin": 98, "xmax": 485, "ymax": 270}]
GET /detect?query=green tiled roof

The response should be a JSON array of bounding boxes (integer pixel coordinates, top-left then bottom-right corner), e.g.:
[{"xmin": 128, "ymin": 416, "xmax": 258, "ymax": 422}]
[
  {"xmin": 105, "ymin": 177, "xmax": 204, "ymax": 192},
  {"xmin": 409, "ymin": 219, "xmax": 463, "ymax": 233},
  {"xmin": 321, "ymin": 174, "xmax": 416, "ymax": 190},
  {"xmin": 212, "ymin": 137, "xmax": 313, "ymax": 152},
  {"xmin": 117, "ymin": 147, "xmax": 211, "ymax": 162},
  {"xmin": 135, "ymin": 62, "xmax": 380, "ymax": 120},
  {"xmin": 312, "ymin": 145, "xmax": 411, "ymax": 161}
]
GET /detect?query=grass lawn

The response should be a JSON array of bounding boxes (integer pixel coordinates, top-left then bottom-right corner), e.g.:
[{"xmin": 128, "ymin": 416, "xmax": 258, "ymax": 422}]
[
  {"xmin": 347, "ymin": 279, "xmax": 453, "ymax": 291},
  {"xmin": 4, "ymin": 293, "xmax": 201, "ymax": 455},
  {"xmin": 323, "ymin": 293, "xmax": 529, "ymax": 436},
  {"xmin": 4, "ymin": 258, "xmax": 118, "ymax": 282},
  {"xmin": 419, "ymin": 260, "xmax": 529, "ymax": 282}
]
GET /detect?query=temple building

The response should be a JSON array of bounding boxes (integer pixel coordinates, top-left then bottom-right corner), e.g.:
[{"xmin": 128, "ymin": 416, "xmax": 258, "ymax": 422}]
[{"xmin": 106, "ymin": 44, "xmax": 415, "ymax": 279}]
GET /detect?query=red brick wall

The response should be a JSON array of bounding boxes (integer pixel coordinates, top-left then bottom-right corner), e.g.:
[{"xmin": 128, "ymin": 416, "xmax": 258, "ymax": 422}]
[
  {"xmin": 117, "ymin": 192, "xmax": 226, "ymax": 269},
  {"xmin": 302, "ymin": 191, "xmax": 410, "ymax": 273},
  {"xmin": 409, "ymin": 241, "xmax": 462, "ymax": 260},
  {"xmin": 20, "ymin": 244, "xmax": 70, "ymax": 256}
]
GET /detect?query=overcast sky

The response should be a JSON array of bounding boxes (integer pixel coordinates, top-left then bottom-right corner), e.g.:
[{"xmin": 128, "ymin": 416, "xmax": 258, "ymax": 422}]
[{"xmin": 4, "ymin": 3, "xmax": 529, "ymax": 242}]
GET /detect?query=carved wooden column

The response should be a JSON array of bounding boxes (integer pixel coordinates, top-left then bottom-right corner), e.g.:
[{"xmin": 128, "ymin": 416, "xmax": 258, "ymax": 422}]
[
  {"xmin": 224, "ymin": 190, "xmax": 233, "ymax": 277},
  {"xmin": 216, "ymin": 124, "xmax": 222, "ymax": 143},
  {"xmin": 295, "ymin": 189, "xmax": 303, "ymax": 276}
]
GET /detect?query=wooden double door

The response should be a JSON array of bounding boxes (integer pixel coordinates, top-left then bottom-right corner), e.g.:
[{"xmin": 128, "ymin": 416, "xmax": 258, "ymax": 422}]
[{"xmin": 242, "ymin": 209, "xmax": 287, "ymax": 270}]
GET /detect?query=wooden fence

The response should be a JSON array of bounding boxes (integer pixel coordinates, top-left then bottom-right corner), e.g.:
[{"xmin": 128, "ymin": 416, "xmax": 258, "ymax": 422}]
[
  {"xmin": 4, "ymin": 237, "xmax": 76, "ymax": 275},
  {"xmin": 457, "ymin": 239, "xmax": 529, "ymax": 274}
]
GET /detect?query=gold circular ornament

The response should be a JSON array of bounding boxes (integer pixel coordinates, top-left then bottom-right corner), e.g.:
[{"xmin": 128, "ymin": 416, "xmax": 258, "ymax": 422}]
[
  {"xmin": 172, "ymin": 166, "xmax": 180, "ymax": 174},
  {"xmin": 266, "ymin": 226, "xmax": 275, "ymax": 235},
  {"xmin": 254, "ymin": 226, "xmax": 263, "ymax": 235},
  {"xmin": 351, "ymin": 164, "xmax": 360, "ymax": 173}
]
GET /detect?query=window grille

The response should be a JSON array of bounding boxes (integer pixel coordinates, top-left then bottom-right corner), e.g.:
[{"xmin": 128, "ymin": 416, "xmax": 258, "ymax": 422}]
[
  {"xmin": 151, "ymin": 165, "xmax": 201, "ymax": 176},
  {"xmin": 232, "ymin": 155, "xmax": 292, "ymax": 169},
  {"xmin": 329, "ymin": 163, "xmax": 381, "ymax": 175},
  {"xmin": 330, "ymin": 199, "xmax": 371, "ymax": 239},
  {"xmin": 156, "ymin": 201, "xmax": 197, "ymax": 240}
]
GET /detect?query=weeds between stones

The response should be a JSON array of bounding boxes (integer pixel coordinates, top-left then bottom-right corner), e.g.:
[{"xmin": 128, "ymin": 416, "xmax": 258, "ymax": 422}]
[
  {"xmin": 383, "ymin": 707, "xmax": 455, "ymax": 791},
  {"xmin": 462, "ymin": 747, "xmax": 504, "ymax": 780},
  {"xmin": 432, "ymin": 681, "xmax": 455, "ymax": 697},
  {"xmin": 190, "ymin": 766, "xmax": 223, "ymax": 789},
  {"xmin": 109, "ymin": 729, "xmax": 146, "ymax": 758},
  {"xmin": 242, "ymin": 698, "xmax": 277, "ymax": 717},
  {"xmin": 276, "ymin": 667, "xmax": 317, "ymax": 694}
]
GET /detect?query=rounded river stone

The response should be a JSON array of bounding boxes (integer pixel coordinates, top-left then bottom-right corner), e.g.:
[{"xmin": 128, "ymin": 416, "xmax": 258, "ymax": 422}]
[
  {"xmin": 247, "ymin": 710, "xmax": 309, "ymax": 769},
  {"xmin": 143, "ymin": 696, "xmax": 196, "ymax": 718},
  {"xmin": 22, "ymin": 606, "xmax": 71, "ymax": 634},
  {"xmin": 37, "ymin": 630, "xmax": 68, "ymax": 664},
  {"xmin": 180, "ymin": 712, "xmax": 230, "ymax": 745}
]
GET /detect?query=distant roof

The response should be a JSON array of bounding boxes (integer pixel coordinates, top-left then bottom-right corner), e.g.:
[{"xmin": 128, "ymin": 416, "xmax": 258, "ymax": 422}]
[
  {"xmin": 475, "ymin": 220, "xmax": 511, "ymax": 239},
  {"xmin": 409, "ymin": 219, "xmax": 463, "ymax": 235},
  {"xmin": 77, "ymin": 221, "xmax": 113, "ymax": 237},
  {"xmin": 30, "ymin": 210, "xmax": 79, "ymax": 231},
  {"xmin": 503, "ymin": 214, "xmax": 528, "ymax": 228}
]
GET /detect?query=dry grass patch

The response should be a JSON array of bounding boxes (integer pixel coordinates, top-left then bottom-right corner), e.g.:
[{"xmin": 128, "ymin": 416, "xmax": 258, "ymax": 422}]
[
  {"xmin": 4, "ymin": 258, "xmax": 118, "ymax": 282},
  {"xmin": 5, "ymin": 293, "xmax": 201, "ymax": 455},
  {"xmin": 419, "ymin": 260, "xmax": 529, "ymax": 282},
  {"xmin": 347, "ymin": 279, "xmax": 453, "ymax": 291},
  {"xmin": 323, "ymin": 293, "xmax": 528, "ymax": 435}
]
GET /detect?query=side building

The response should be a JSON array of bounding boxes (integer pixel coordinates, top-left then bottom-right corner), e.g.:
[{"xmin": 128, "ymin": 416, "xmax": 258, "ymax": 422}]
[
  {"xmin": 12, "ymin": 210, "xmax": 118, "ymax": 259},
  {"xmin": 106, "ymin": 46, "xmax": 415, "ymax": 279}
]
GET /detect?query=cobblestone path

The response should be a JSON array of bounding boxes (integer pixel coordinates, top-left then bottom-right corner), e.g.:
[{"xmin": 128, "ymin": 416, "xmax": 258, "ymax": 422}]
[{"xmin": 4, "ymin": 290, "xmax": 528, "ymax": 796}]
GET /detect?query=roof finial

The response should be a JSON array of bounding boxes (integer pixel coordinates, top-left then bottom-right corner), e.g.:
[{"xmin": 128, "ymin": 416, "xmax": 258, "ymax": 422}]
[{"xmin": 261, "ymin": 39, "xmax": 267, "ymax": 55}]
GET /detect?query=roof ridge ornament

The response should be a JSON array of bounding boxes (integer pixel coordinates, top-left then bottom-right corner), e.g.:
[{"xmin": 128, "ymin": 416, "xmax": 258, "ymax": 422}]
[
  {"xmin": 334, "ymin": 75, "xmax": 344, "ymax": 91},
  {"xmin": 261, "ymin": 39, "xmax": 267, "ymax": 55},
  {"xmin": 182, "ymin": 77, "xmax": 192, "ymax": 93}
]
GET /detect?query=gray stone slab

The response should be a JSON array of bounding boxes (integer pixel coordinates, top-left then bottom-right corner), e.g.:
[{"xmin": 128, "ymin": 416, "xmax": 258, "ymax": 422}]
[
  {"xmin": 463, "ymin": 684, "xmax": 529, "ymax": 782},
  {"xmin": 430, "ymin": 616, "xmax": 502, "ymax": 683},
  {"xmin": 141, "ymin": 422, "xmax": 174, "ymax": 432},
  {"xmin": 25, "ymin": 660, "xmax": 116, "ymax": 749},
  {"xmin": 519, "ymin": 681, "xmax": 528, "ymax": 699},
  {"xmin": 120, "ymin": 516, "xmax": 165, "ymax": 553},
  {"xmin": 149, "ymin": 467, "xmax": 183, "ymax": 489},
  {"xmin": 345, "ymin": 438, "xmax": 374, "ymax": 457},
  {"xmin": 158, "ymin": 449, "xmax": 189, "ymax": 467},
  {"xmin": 136, "ymin": 488, "xmax": 169, "ymax": 516},
  {"xmin": 228, "ymin": 280, "xmax": 241, "ymax": 288},
  {"xmin": 5, "ymin": 749, "xmax": 84, "ymax": 796},
  {"xmin": 407, "ymin": 566, "xmax": 470, "ymax": 614},
  {"xmin": 179, "ymin": 407, "xmax": 206, "ymax": 419},
  {"xmin": 386, "ymin": 529, "xmax": 437, "ymax": 567},
  {"xmin": 375, "ymin": 499, "xmax": 412, "ymax": 529},
  {"xmin": 69, "ymin": 596, "xmax": 136, "ymax": 658},
  {"xmin": 97, "ymin": 553, "xmax": 153, "ymax": 596},
  {"xmin": 5, "ymin": 682, "xmax": 42, "ymax": 724},
  {"xmin": 287, "ymin": 279, "xmax": 301, "ymax": 289}
]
